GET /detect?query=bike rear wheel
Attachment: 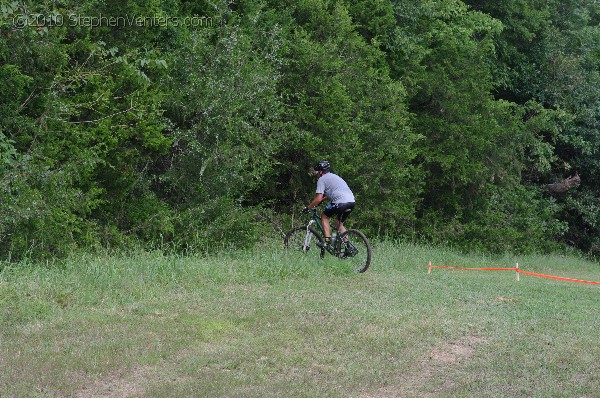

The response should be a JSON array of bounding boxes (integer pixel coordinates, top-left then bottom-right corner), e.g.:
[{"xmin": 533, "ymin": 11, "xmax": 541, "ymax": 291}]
[
  {"xmin": 336, "ymin": 229, "xmax": 371, "ymax": 273},
  {"xmin": 283, "ymin": 226, "xmax": 325, "ymax": 257}
]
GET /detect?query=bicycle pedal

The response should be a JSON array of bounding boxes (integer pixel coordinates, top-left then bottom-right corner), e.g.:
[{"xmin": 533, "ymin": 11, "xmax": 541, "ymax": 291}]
[
  {"xmin": 344, "ymin": 247, "xmax": 358, "ymax": 257},
  {"xmin": 316, "ymin": 241, "xmax": 327, "ymax": 249}
]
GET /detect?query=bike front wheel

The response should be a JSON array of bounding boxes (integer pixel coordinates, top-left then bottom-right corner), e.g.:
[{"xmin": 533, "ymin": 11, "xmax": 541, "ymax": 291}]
[
  {"xmin": 336, "ymin": 229, "xmax": 371, "ymax": 273},
  {"xmin": 283, "ymin": 226, "xmax": 325, "ymax": 257}
]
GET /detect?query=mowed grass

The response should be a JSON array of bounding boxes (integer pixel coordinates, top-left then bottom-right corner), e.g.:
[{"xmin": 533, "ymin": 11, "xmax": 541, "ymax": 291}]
[{"xmin": 1, "ymin": 242, "xmax": 599, "ymax": 397}]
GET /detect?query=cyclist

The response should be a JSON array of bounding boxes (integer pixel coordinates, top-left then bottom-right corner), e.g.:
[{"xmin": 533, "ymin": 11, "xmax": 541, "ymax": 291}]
[{"xmin": 303, "ymin": 161, "xmax": 355, "ymax": 250}]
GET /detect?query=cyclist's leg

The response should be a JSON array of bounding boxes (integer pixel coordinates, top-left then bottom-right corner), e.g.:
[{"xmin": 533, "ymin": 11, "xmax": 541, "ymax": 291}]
[
  {"xmin": 336, "ymin": 203, "xmax": 355, "ymax": 240},
  {"xmin": 336, "ymin": 219, "xmax": 346, "ymax": 235},
  {"xmin": 322, "ymin": 204, "xmax": 338, "ymax": 241},
  {"xmin": 321, "ymin": 213, "xmax": 331, "ymax": 240},
  {"xmin": 335, "ymin": 217, "xmax": 346, "ymax": 236}
]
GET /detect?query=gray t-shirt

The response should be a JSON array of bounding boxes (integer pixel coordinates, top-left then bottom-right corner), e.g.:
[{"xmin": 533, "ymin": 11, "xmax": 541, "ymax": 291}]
[{"xmin": 316, "ymin": 173, "xmax": 355, "ymax": 204}]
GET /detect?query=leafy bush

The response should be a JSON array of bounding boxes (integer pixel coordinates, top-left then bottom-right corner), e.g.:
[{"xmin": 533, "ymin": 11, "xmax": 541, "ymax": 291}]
[
  {"xmin": 173, "ymin": 200, "xmax": 270, "ymax": 254},
  {"xmin": 0, "ymin": 156, "xmax": 102, "ymax": 260},
  {"xmin": 419, "ymin": 185, "xmax": 567, "ymax": 254}
]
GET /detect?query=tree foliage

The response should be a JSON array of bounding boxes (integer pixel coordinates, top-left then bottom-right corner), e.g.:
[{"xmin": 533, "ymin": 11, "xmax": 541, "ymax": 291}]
[{"xmin": 1, "ymin": 0, "xmax": 600, "ymax": 260}]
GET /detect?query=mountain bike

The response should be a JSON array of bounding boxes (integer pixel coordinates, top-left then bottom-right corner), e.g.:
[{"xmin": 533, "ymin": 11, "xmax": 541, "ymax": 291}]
[{"xmin": 283, "ymin": 208, "xmax": 372, "ymax": 273}]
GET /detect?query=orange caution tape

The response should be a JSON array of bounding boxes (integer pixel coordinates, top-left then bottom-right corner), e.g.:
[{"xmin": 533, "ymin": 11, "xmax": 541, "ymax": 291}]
[
  {"xmin": 516, "ymin": 269, "xmax": 600, "ymax": 285},
  {"xmin": 429, "ymin": 265, "xmax": 514, "ymax": 271},
  {"xmin": 428, "ymin": 262, "xmax": 600, "ymax": 285}
]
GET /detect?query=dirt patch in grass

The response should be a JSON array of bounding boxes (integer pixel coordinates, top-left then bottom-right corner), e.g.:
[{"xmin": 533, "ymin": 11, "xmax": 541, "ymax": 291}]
[
  {"xmin": 429, "ymin": 340, "xmax": 476, "ymax": 364},
  {"xmin": 363, "ymin": 336, "xmax": 487, "ymax": 398},
  {"xmin": 74, "ymin": 365, "xmax": 155, "ymax": 398}
]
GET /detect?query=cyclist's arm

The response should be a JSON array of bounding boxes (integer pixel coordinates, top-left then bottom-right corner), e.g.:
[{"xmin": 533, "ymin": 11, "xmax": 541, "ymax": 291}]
[{"xmin": 307, "ymin": 193, "xmax": 326, "ymax": 209}]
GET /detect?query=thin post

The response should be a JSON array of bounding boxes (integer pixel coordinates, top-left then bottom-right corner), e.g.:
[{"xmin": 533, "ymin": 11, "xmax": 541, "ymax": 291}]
[
  {"xmin": 516, "ymin": 262, "xmax": 520, "ymax": 281},
  {"xmin": 428, "ymin": 261, "xmax": 432, "ymax": 274}
]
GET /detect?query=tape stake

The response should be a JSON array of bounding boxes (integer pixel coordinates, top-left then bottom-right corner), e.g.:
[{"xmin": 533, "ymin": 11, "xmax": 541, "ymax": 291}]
[
  {"xmin": 428, "ymin": 261, "xmax": 432, "ymax": 274},
  {"xmin": 516, "ymin": 262, "xmax": 520, "ymax": 282}
]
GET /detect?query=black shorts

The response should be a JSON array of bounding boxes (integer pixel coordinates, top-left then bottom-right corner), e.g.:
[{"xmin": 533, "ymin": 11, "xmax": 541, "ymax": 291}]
[{"xmin": 324, "ymin": 202, "xmax": 355, "ymax": 223}]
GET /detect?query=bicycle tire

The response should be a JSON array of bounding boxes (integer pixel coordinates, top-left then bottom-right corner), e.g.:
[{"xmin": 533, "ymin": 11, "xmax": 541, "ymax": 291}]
[
  {"xmin": 337, "ymin": 229, "xmax": 371, "ymax": 273},
  {"xmin": 283, "ymin": 225, "xmax": 325, "ymax": 257}
]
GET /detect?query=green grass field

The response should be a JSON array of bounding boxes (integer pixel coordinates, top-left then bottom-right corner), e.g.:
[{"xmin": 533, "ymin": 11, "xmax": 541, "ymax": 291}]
[{"xmin": 1, "ymin": 242, "xmax": 599, "ymax": 397}]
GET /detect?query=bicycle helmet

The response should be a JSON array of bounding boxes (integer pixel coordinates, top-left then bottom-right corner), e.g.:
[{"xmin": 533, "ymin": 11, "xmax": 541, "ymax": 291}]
[{"xmin": 314, "ymin": 161, "xmax": 330, "ymax": 173}]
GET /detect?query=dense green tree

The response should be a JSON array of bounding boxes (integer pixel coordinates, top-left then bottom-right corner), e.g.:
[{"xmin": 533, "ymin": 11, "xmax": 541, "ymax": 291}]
[
  {"xmin": 0, "ymin": 0, "xmax": 171, "ymax": 258},
  {"xmin": 263, "ymin": 0, "xmax": 422, "ymax": 236},
  {"xmin": 378, "ymin": 0, "xmax": 563, "ymax": 250},
  {"xmin": 466, "ymin": 0, "xmax": 600, "ymax": 254},
  {"xmin": 2, "ymin": 0, "xmax": 600, "ymax": 260},
  {"xmin": 158, "ymin": 4, "xmax": 286, "ymax": 250}
]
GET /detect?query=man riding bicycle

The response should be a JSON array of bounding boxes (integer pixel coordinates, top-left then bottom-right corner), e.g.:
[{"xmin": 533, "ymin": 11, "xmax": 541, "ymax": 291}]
[{"xmin": 303, "ymin": 161, "xmax": 355, "ymax": 250}]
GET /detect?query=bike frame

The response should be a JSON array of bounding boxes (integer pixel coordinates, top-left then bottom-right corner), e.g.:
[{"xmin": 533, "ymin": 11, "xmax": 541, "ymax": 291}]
[
  {"xmin": 286, "ymin": 207, "xmax": 370, "ymax": 272},
  {"xmin": 303, "ymin": 210, "xmax": 341, "ymax": 252}
]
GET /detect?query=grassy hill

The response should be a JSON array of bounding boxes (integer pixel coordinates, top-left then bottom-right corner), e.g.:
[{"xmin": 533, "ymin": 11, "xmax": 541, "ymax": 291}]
[{"xmin": 1, "ymin": 242, "xmax": 599, "ymax": 397}]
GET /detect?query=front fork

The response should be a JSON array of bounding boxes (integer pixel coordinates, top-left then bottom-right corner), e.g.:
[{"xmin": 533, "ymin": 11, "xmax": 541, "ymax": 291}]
[{"xmin": 303, "ymin": 220, "xmax": 316, "ymax": 251}]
